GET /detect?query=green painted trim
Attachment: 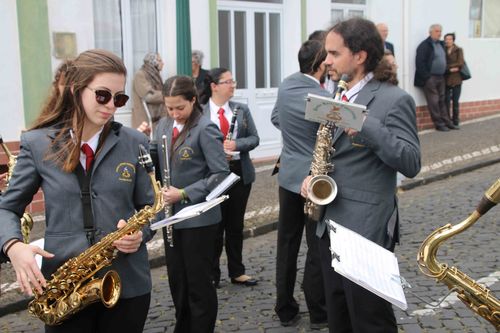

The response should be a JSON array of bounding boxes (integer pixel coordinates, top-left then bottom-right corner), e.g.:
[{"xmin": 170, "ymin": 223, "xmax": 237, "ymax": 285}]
[
  {"xmin": 301, "ymin": 0, "xmax": 307, "ymax": 42},
  {"xmin": 17, "ymin": 0, "xmax": 52, "ymax": 127},
  {"xmin": 209, "ymin": 0, "xmax": 219, "ymax": 68},
  {"xmin": 176, "ymin": 0, "xmax": 192, "ymax": 75}
]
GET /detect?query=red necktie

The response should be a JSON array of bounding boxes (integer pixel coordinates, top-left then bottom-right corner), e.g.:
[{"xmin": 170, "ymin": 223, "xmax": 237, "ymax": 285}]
[
  {"xmin": 218, "ymin": 108, "xmax": 229, "ymax": 138},
  {"xmin": 172, "ymin": 127, "xmax": 180, "ymax": 144},
  {"xmin": 81, "ymin": 143, "xmax": 94, "ymax": 172},
  {"xmin": 341, "ymin": 94, "xmax": 349, "ymax": 102}
]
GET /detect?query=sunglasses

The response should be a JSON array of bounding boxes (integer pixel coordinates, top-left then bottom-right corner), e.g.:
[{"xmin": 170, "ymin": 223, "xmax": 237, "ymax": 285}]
[{"xmin": 86, "ymin": 87, "xmax": 129, "ymax": 107}]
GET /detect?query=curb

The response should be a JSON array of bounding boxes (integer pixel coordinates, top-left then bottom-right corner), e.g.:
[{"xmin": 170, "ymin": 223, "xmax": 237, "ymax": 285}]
[{"xmin": 1, "ymin": 157, "xmax": 499, "ymax": 318}]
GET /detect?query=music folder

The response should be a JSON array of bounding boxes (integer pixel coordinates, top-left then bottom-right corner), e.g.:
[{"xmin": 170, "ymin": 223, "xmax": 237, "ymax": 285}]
[
  {"xmin": 305, "ymin": 93, "xmax": 367, "ymax": 131},
  {"xmin": 326, "ymin": 219, "xmax": 408, "ymax": 310}
]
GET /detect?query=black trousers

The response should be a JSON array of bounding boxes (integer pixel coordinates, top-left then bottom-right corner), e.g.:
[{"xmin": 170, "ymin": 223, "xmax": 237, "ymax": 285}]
[
  {"xmin": 319, "ymin": 232, "xmax": 397, "ymax": 333},
  {"xmin": 275, "ymin": 187, "xmax": 327, "ymax": 324},
  {"xmin": 45, "ymin": 293, "xmax": 151, "ymax": 333},
  {"xmin": 164, "ymin": 224, "xmax": 218, "ymax": 333},
  {"xmin": 423, "ymin": 75, "xmax": 453, "ymax": 128},
  {"xmin": 214, "ymin": 160, "xmax": 252, "ymax": 283},
  {"xmin": 445, "ymin": 84, "xmax": 462, "ymax": 125}
]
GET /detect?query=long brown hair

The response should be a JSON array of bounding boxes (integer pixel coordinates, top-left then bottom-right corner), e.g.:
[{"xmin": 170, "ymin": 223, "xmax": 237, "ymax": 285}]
[
  {"xmin": 162, "ymin": 75, "xmax": 202, "ymax": 144},
  {"xmin": 31, "ymin": 49, "xmax": 127, "ymax": 172}
]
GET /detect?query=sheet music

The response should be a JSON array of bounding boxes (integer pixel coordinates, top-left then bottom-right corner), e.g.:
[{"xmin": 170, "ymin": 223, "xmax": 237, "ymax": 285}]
[
  {"xmin": 206, "ymin": 172, "xmax": 240, "ymax": 201},
  {"xmin": 305, "ymin": 93, "xmax": 367, "ymax": 131},
  {"xmin": 327, "ymin": 219, "xmax": 408, "ymax": 310},
  {"xmin": 150, "ymin": 195, "xmax": 228, "ymax": 230}
]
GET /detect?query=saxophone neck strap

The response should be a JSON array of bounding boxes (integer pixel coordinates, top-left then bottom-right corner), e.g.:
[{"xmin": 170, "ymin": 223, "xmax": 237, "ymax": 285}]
[{"xmin": 74, "ymin": 164, "xmax": 95, "ymax": 245}]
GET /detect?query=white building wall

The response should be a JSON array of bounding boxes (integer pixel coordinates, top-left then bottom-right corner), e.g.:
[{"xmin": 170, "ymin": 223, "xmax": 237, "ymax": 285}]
[
  {"xmin": 190, "ymin": 0, "xmax": 211, "ymax": 71},
  {"xmin": 47, "ymin": 0, "xmax": 95, "ymax": 75},
  {"xmin": 0, "ymin": 0, "xmax": 25, "ymax": 141}
]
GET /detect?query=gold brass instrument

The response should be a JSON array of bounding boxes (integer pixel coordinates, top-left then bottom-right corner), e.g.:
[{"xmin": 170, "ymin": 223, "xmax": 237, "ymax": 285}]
[
  {"xmin": 304, "ymin": 76, "xmax": 348, "ymax": 221},
  {"xmin": 417, "ymin": 178, "xmax": 500, "ymax": 330},
  {"xmin": 161, "ymin": 134, "xmax": 174, "ymax": 247},
  {"xmin": 28, "ymin": 145, "xmax": 164, "ymax": 325},
  {"xmin": 0, "ymin": 135, "xmax": 34, "ymax": 243}
]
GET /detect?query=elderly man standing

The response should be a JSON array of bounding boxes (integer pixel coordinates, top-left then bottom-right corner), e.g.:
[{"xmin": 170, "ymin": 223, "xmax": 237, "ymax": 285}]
[
  {"xmin": 376, "ymin": 23, "xmax": 394, "ymax": 55},
  {"xmin": 414, "ymin": 24, "xmax": 458, "ymax": 131}
]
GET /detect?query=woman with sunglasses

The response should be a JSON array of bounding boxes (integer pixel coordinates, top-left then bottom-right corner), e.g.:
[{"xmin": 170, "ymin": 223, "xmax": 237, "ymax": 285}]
[
  {"xmin": 200, "ymin": 68, "xmax": 260, "ymax": 288},
  {"xmin": 0, "ymin": 49, "xmax": 155, "ymax": 333},
  {"xmin": 154, "ymin": 75, "xmax": 229, "ymax": 333}
]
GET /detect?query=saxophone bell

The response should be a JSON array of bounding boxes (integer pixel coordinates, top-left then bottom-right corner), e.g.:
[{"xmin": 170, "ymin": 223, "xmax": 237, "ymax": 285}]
[{"xmin": 307, "ymin": 175, "xmax": 338, "ymax": 206}]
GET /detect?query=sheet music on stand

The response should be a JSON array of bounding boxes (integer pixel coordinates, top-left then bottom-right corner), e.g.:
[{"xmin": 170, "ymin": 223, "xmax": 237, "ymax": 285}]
[
  {"xmin": 326, "ymin": 219, "xmax": 408, "ymax": 310},
  {"xmin": 150, "ymin": 173, "xmax": 240, "ymax": 231}
]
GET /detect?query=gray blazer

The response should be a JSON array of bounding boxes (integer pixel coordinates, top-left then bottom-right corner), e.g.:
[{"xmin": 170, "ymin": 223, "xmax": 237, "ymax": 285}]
[
  {"xmin": 154, "ymin": 113, "xmax": 229, "ymax": 229},
  {"xmin": 0, "ymin": 122, "xmax": 155, "ymax": 298},
  {"xmin": 202, "ymin": 101, "xmax": 259, "ymax": 185},
  {"xmin": 271, "ymin": 72, "xmax": 332, "ymax": 194},
  {"xmin": 318, "ymin": 79, "xmax": 421, "ymax": 249}
]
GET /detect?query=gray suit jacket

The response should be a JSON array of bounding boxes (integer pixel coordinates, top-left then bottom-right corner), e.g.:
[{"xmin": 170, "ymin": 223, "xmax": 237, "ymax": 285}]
[
  {"xmin": 202, "ymin": 101, "xmax": 259, "ymax": 185},
  {"xmin": 271, "ymin": 72, "xmax": 332, "ymax": 194},
  {"xmin": 154, "ymin": 113, "xmax": 229, "ymax": 229},
  {"xmin": 318, "ymin": 79, "xmax": 421, "ymax": 250},
  {"xmin": 0, "ymin": 122, "xmax": 155, "ymax": 298}
]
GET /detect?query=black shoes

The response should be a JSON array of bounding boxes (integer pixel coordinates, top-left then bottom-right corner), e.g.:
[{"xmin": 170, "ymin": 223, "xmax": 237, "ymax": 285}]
[
  {"xmin": 310, "ymin": 321, "xmax": 329, "ymax": 330},
  {"xmin": 447, "ymin": 123, "xmax": 459, "ymax": 130},
  {"xmin": 230, "ymin": 277, "xmax": 258, "ymax": 286},
  {"xmin": 436, "ymin": 126, "xmax": 450, "ymax": 132},
  {"xmin": 280, "ymin": 314, "xmax": 302, "ymax": 327}
]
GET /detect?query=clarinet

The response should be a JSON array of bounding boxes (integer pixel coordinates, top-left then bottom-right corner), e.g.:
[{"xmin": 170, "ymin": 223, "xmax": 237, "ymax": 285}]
[
  {"xmin": 226, "ymin": 106, "xmax": 239, "ymax": 141},
  {"xmin": 161, "ymin": 135, "xmax": 174, "ymax": 247}
]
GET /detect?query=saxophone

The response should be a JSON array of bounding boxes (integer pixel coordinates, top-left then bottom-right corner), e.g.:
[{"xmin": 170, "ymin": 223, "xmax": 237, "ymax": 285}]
[
  {"xmin": 28, "ymin": 144, "xmax": 164, "ymax": 326},
  {"xmin": 417, "ymin": 178, "xmax": 500, "ymax": 330},
  {"xmin": 304, "ymin": 76, "xmax": 348, "ymax": 221},
  {"xmin": 0, "ymin": 135, "xmax": 34, "ymax": 243}
]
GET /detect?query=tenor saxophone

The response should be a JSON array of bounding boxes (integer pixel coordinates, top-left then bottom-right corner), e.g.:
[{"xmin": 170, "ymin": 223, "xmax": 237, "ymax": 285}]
[
  {"xmin": 0, "ymin": 135, "xmax": 34, "ymax": 243},
  {"xmin": 304, "ymin": 76, "xmax": 348, "ymax": 221},
  {"xmin": 417, "ymin": 178, "xmax": 500, "ymax": 330},
  {"xmin": 28, "ymin": 144, "xmax": 164, "ymax": 325}
]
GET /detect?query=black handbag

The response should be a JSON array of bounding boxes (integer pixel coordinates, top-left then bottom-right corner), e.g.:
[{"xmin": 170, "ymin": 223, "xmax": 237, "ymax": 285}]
[{"xmin": 460, "ymin": 61, "xmax": 471, "ymax": 81}]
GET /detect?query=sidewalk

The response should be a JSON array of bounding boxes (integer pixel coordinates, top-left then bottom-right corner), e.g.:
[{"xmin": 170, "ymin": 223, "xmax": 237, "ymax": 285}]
[{"xmin": 1, "ymin": 114, "xmax": 500, "ymax": 317}]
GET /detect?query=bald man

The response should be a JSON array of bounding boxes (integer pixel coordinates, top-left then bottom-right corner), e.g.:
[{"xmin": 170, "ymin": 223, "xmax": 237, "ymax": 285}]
[{"xmin": 376, "ymin": 23, "xmax": 395, "ymax": 55}]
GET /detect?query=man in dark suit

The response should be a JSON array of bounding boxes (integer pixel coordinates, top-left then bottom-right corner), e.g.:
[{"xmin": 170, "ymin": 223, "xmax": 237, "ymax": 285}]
[
  {"xmin": 376, "ymin": 23, "xmax": 395, "ymax": 55},
  {"xmin": 271, "ymin": 40, "xmax": 330, "ymax": 329},
  {"xmin": 302, "ymin": 18, "xmax": 421, "ymax": 332},
  {"xmin": 414, "ymin": 24, "xmax": 457, "ymax": 131}
]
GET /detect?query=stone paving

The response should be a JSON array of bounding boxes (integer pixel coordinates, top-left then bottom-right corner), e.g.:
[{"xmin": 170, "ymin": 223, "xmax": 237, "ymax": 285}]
[{"xmin": 1, "ymin": 163, "xmax": 498, "ymax": 332}]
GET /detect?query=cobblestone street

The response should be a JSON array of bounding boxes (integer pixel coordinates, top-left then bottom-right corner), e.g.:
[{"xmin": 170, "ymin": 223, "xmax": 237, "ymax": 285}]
[{"xmin": 1, "ymin": 163, "xmax": 499, "ymax": 332}]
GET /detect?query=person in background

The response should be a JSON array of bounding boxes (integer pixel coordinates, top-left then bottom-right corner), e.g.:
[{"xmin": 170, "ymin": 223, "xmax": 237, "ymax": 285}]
[
  {"xmin": 201, "ymin": 68, "xmax": 260, "ymax": 288},
  {"xmin": 303, "ymin": 18, "xmax": 420, "ymax": 332},
  {"xmin": 270, "ymin": 40, "xmax": 329, "ymax": 330},
  {"xmin": 414, "ymin": 24, "xmax": 458, "ymax": 131},
  {"xmin": 0, "ymin": 49, "xmax": 155, "ymax": 333},
  {"xmin": 377, "ymin": 23, "xmax": 395, "ymax": 55},
  {"xmin": 192, "ymin": 50, "xmax": 209, "ymax": 96},
  {"xmin": 154, "ymin": 75, "xmax": 229, "ymax": 333},
  {"xmin": 132, "ymin": 52, "xmax": 165, "ymax": 133},
  {"xmin": 444, "ymin": 32, "xmax": 464, "ymax": 127}
]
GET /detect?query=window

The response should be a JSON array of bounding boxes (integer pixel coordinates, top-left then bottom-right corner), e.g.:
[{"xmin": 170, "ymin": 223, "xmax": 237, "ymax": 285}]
[
  {"xmin": 218, "ymin": 6, "xmax": 282, "ymax": 89},
  {"xmin": 331, "ymin": 0, "xmax": 366, "ymax": 24},
  {"xmin": 93, "ymin": 0, "xmax": 158, "ymax": 77},
  {"xmin": 470, "ymin": 0, "xmax": 500, "ymax": 38}
]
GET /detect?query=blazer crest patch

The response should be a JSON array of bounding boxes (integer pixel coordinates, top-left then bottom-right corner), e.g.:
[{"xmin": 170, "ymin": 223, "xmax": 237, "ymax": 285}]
[
  {"xmin": 115, "ymin": 162, "xmax": 135, "ymax": 182},
  {"xmin": 178, "ymin": 147, "xmax": 194, "ymax": 160}
]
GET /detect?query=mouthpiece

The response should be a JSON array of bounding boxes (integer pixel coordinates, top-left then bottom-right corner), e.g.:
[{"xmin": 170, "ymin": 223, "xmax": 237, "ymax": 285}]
[
  {"xmin": 138, "ymin": 144, "xmax": 154, "ymax": 173},
  {"xmin": 334, "ymin": 74, "xmax": 349, "ymax": 100}
]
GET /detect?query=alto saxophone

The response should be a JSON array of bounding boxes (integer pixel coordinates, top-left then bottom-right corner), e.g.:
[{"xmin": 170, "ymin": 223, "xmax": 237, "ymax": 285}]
[
  {"xmin": 0, "ymin": 135, "xmax": 34, "ymax": 243},
  {"xmin": 28, "ymin": 144, "xmax": 164, "ymax": 325},
  {"xmin": 417, "ymin": 178, "xmax": 500, "ymax": 330},
  {"xmin": 304, "ymin": 76, "xmax": 348, "ymax": 221},
  {"xmin": 161, "ymin": 135, "xmax": 173, "ymax": 247}
]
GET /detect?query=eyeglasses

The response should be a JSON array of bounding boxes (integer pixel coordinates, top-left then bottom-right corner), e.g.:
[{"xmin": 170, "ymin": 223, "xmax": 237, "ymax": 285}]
[
  {"xmin": 218, "ymin": 79, "xmax": 237, "ymax": 86},
  {"xmin": 86, "ymin": 87, "xmax": 129, "ymax": 108}
]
